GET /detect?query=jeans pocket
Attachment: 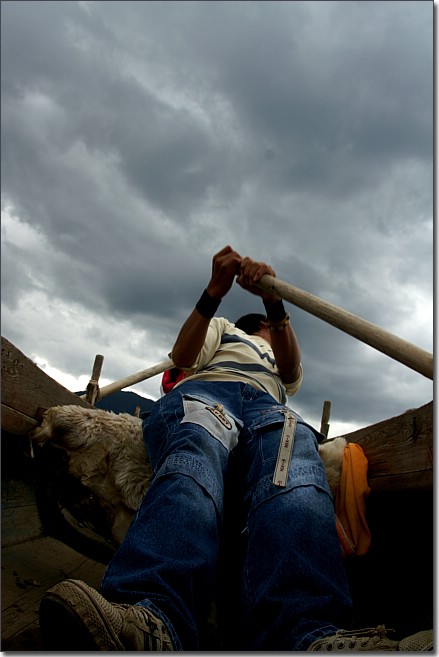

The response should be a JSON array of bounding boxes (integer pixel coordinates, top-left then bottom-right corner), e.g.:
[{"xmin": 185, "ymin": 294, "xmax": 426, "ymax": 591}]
[
  {"xmin": 248, "ymin": 406, "xmax": 297, "ymax": 464},
  {"xmin": 245, "ymin": 413, "xmax": 330, "ymax": 515},
  {"xmin": 181, "ymin": 394, "xmax": 243, "ymax": 452}
]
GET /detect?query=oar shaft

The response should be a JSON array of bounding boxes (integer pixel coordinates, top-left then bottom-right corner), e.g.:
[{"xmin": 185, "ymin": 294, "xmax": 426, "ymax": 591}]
[
  {"xmin": 258, "ymin": 274, "xmax": 433, "ymax": 380},
  {"xmin": 80, "ymin": 358, "xmax": 174, "ymax": 400},
  {"xmin": 80, "ymin": 277, "xmax": 432, "ymax": 402}
]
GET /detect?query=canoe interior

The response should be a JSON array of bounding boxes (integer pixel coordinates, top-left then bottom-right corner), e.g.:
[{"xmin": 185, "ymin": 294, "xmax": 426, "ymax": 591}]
[
  {"xmin": 2, "ymin": 428, "xmax": 433, "ymax": 650},
  {"xmin": 1, "ymin": 336, "xmax": 433, "ymax": 649}
]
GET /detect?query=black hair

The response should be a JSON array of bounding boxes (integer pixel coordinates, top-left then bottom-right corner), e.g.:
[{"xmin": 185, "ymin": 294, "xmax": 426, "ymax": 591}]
[{"xmin": 234, "ymin": 313, "xmax": 266, "ymax": 335}]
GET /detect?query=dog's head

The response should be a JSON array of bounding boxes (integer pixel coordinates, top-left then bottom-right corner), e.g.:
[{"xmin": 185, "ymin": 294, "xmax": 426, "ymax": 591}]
[{"xmin": 29, "ymin": 405, "xmax": 98, "ymax": 450}]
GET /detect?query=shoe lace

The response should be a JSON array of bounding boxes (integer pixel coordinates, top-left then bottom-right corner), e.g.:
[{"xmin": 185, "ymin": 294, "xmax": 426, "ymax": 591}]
[
  {"xmin": 123, "ymin": 605, "xmax": 170, "ymax": 650},
  {"xmin": 321, "ymin": 625, "xmax": 392, "ymax": 650}
]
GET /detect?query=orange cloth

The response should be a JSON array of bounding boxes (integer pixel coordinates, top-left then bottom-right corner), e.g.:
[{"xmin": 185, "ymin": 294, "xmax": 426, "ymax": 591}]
[{"xmin": 334, "ymin": 443, "xmax": 371, "ymax": 558}]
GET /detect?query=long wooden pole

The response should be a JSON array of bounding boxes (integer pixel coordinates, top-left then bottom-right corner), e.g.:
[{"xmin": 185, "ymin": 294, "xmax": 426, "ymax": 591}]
[
  {"xmin": 79, "ymin": 358, "xmax": 174, "ymax": 401},
  {"xmin": 257, "ymin": 274, "xmax": 433, "ymax": 380},
  {"xmin": 80, "ymin": 277, "xmax": 432, "ymax": 402}
]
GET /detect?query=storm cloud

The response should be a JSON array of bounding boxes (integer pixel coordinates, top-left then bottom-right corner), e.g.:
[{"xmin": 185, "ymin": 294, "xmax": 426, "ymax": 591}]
[{"xmin": 1, "ymin": 0, "xmax": 432, "ymax": 435}]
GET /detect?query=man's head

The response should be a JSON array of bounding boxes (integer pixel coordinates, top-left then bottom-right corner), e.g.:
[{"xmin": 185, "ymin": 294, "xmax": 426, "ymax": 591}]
[{"xmin": 234, "ymin": 313, "xmax": 267, "ymax": 336}]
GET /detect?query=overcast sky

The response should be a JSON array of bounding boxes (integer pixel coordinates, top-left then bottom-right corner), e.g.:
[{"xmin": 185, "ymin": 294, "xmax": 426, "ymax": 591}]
[{"xmin": 1, "ymin": 0, "xmax": 433, "ymax": 437}]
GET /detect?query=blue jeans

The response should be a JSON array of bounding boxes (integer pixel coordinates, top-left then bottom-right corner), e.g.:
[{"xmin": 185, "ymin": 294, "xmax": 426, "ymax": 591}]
[{"xmin": 101, "ymin": 381, "xmax": 353, "ymax": 650}]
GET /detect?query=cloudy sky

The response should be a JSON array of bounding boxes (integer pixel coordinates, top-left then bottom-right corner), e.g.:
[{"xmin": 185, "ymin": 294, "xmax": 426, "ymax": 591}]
[{"xmin": 1, "ymin": 0, "xmax": 433, "ymax": 437}]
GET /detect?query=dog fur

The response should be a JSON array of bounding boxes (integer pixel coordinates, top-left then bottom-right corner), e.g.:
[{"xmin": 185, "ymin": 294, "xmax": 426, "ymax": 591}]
[
  {"xmin": 318, "ymin": 437, "xmax": 347, "ymax": 497},
  {"xmin": 30, "ymin": 405, "xmax": 151, "ymax": 543}
]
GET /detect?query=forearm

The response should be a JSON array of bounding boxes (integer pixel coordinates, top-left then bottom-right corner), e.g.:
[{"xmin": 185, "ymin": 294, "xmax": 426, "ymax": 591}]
[
  {"xmin": 263, "ymin": 298, "xmax": 301, "ymax": 383},
  {"xmin": 269, "ymin": 323, "xmax": 301, "ymax": 384},
  {"xmin": 171, "ymin": 246, "xmax": 242, "ymax": 370},
  {"xmin": 171, "ymin": 307, "xmax": 212, "ymax": 369}
]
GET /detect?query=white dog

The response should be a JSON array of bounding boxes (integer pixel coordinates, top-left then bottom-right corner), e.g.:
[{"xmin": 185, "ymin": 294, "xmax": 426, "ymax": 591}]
[{"xmin": 30, "ymin": 405, "xmax": 151, "ymax": 543}]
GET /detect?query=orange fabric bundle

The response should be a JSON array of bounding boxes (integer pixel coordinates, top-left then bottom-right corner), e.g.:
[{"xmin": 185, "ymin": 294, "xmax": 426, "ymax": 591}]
[{"xmin": 334, "ymin": 443, "xmax": 371, "ymax": 558}]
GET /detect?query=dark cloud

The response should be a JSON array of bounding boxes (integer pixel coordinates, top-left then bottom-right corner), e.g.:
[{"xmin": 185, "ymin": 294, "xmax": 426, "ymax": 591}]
[{"xmin": 1, "ymin": 0, "xmax": 432, "ymax": 433}]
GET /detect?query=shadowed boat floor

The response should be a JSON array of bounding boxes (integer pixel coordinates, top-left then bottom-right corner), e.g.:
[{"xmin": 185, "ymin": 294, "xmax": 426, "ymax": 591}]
[{"xmin": 2, "ymin": 535, "xmax": 106, "ymax": 650}]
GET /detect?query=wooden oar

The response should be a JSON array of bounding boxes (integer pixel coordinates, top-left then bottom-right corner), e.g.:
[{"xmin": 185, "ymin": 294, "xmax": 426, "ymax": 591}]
[
  {"xmin": 257, "ymin": 274, "xmax": 433, "ymax": 380},
  {"xmin": 80, "ymin": 276, "xmax": 431, "ymax": 402},
  {"xmin": 79, "ymin": 358, "xmax": 174, "ymax": 401}
]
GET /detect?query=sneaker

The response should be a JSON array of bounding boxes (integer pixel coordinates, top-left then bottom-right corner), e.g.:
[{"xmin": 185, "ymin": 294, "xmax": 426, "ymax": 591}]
[
  {"xmin": 39, "ymin": 578, "xmax": 174, "ymax": 650},
  {"xmin": 308, "ymin": 625, "xmax": 433, "ymax": 651}
]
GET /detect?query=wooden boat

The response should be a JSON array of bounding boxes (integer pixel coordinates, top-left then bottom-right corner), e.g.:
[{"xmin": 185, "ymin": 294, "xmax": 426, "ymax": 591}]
[{"xmin": 2, "ymin": 334, "xmax": 433, "ymax": 650}]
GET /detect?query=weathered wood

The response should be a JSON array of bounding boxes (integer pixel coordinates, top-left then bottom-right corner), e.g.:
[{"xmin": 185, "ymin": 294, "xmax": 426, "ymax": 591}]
[
  {"xmin": 1, "ymin": 536, "xmax": 106, "ymax": 649},
  {"xmin": 2, "ymin": 478, "xmax": 45, "ymax": 548},
  {"xmin": 320, "ymin": 400, "xmax": 331, "ymax": 438},
  {"xmin": 257, "ymin": 275, "xmax": 433, "ymax": 379},
  {"xmin": 1, "ymin": 405, "xmax": 39, "ymax": 436},
  {"xmin": 85, "ymin": 354, "xmax": 104, "ymax": 405},
  {"xmin": 339, "ymin": 401, "xmax": 433, "ymax": 492},
  {"xmin": 1, "ymin": 336, "xmax": 91, "ymax": 435}
]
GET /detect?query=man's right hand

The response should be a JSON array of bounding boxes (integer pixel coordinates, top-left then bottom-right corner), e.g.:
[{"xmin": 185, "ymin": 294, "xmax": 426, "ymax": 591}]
[
  {"xmin": 206, "ymin": 245, "xmax": 242, "ymax": 299},
  {"xmin": 171, "ymin": 246, "xmax": 242, "ymax": 369}
]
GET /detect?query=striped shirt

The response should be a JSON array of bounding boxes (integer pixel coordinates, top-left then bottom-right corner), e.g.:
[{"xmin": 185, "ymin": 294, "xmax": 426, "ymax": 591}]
[{"xmin": 173, "ymin": 317, "xmax": 302, "ymax": 404}]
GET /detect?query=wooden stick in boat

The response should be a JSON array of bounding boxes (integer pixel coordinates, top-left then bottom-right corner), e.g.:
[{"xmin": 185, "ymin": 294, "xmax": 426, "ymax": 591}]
[
  {"xmin": 85, "ymin": 354, "xmax": 104, "ymax": 405},
  {"xmin": 79, "ymin": 358, "xmax": 174, "ymax": 401},
  {"xmin": 320, "ymin": 400, "xmax": 331, "ymax": 438},
  {"xmin": 257, "ymin": 274, "xmax": 433, "ymax": 380},
  {"xmin": 80, "ymin": 276, "xmax": 431, "ymax": 402}
]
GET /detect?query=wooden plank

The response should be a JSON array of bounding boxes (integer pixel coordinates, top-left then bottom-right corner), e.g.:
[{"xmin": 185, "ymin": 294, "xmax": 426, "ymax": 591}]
[
  {"xmin": 1, "ymin": 479, "xmax": 44, "ymax": 547},
  {"xmin": 339, "ymin": 401, "xmax": 433, "ymax": 492},
  {"xmin": 1, "ymin": 404, "xmax": 39, "ymax": 436},
  {"xmin": 1, "ymin": 505, "xmax": 43, "ymax": 548},
  {"xmin": 1, "ymin": 336, "xmax": 91, "ymax": 435},
  {"xmin": 1, "ymin": 536, "xmax": 106, "ymax": 648}
]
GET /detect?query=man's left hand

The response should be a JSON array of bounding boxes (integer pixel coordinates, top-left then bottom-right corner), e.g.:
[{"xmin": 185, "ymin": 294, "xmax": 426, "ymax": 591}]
[{"xmin": 236, "ymin": 257, "xmax": 281, "ymax": 303}]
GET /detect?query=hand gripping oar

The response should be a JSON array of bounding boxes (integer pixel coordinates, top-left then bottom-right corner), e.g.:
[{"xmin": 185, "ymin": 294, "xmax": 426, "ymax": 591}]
[
  {"xmin": 81, "ymin": 276, "xmax": 432, "ymax": 403},
  {"xmin": 257, "ymin": 274, "xmax": 433, "ymax": 380}
]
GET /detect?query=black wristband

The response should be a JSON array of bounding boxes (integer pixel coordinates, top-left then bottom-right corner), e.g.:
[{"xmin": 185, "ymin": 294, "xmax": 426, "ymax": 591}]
[
  {"xmin": 263, "ymin": 298, "xmax": 286, "ymax": 323},
  {"xmin": 195, "ymin": 289, "xmax": 222, "ymax": 319}
]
